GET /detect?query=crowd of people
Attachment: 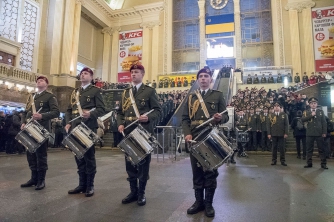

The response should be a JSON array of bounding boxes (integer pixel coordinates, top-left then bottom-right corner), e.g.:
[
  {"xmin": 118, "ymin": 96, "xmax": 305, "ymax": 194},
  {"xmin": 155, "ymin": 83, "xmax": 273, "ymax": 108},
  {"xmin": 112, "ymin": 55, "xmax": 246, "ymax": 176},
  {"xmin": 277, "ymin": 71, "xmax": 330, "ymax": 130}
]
[{"xmin": 229, "ymin": 85, "xmax": 334, "ymax": 165}]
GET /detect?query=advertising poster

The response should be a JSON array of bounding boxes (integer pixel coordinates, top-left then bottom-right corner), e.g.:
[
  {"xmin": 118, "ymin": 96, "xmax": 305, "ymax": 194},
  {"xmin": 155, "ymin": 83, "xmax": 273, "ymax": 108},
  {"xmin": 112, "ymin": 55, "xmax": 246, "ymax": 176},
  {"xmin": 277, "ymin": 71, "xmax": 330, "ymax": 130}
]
[
  {"xmin": 312, "ymin": 6, "xmax": 334, "ymax": 71},
  {"xmin": 118, "ymin": 29, "xmax": 143, "ymax": 82}
]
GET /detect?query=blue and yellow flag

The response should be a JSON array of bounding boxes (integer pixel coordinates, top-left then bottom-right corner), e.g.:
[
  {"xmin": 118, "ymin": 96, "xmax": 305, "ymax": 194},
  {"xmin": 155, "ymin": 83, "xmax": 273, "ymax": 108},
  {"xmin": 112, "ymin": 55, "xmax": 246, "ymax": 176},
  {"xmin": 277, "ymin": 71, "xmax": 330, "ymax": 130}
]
[{"xmin": 205, "ymin": 14, "xmax": 234, "ymax": 34}]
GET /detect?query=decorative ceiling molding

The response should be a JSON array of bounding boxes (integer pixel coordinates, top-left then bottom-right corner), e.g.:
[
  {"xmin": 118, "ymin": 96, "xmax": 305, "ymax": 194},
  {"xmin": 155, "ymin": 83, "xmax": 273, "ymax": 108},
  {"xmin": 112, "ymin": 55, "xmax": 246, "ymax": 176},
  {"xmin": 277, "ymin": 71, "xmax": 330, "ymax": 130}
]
[
  {"xmin": 102, "ymin": 26, "xmax": 121, "ymax": 35},
  {"xmin": 140, "ymin": 21, "xmax": 161, "ymax": 30},
  {"xmin": 81, "ymin": 11, "xmax": 104, "ymax": 28},
  {"xmin": 76, "ymin": 0, "xmax": 86, "ymax": 6},
  {"xmin": 84, "ymin": 0, "xmax": 164, "ymax": 27},
  {"xmin": 285, "ymin": 1, "xmax": 315, "ymax": 12}
]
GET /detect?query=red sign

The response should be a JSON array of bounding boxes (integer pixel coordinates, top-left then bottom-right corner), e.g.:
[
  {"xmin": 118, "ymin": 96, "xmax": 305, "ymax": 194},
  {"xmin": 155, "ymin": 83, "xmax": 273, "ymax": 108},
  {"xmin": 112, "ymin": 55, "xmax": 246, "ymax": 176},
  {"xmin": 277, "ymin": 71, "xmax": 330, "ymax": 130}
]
[
  {"xmin": 312, "ymin": 6, "xmax": 334, "ymax": 72},
  {"xmin": 118, "ymin": 72, "xmax": 131, "ymax": 83}
]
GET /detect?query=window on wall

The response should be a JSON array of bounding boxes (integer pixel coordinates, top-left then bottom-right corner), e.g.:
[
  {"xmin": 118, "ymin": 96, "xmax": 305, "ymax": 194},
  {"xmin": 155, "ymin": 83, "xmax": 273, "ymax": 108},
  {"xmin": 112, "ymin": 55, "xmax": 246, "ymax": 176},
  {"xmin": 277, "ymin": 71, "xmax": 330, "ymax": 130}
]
[
  {"xmin": 172, "ymin": 0, "xmax": 200, "ymax": 72},
  {"xmin": 240, "ymin": 0, "xmax": 273, "ymax": 68}
]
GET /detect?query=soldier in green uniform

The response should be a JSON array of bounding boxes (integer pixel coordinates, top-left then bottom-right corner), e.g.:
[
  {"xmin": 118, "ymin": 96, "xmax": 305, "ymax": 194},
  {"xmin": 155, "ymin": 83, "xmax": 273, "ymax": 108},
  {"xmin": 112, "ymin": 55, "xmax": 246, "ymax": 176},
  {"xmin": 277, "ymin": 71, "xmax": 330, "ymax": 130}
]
[
  {"xmin": 65, "ymin": 67, "xmax": 105, "ymax": 197},
  {"xmin": 20, "ymin": 76, "xmax": 60, "ymax": 190},
  {"xmin": 246, "ymin": 74, "xmax": 253, "ymax": 84},
  {"xmin": 248, "ymin": 107, "xmax": 259, "ymax": 151},
  {"xmin": 294, "ymin": 73, "xmax": 300, "ymax": 83},
  {"xmin": 183, "ymin": 77, "xmax": 189, "ymax": 87},
  {"xmin": 302, "ymin": 72, "xmax": 309, "ymax": 84},
  {"xmin": 259, "ymin": 108, "xmax": 270, "ymax": 151},
  {"xmin": 253, "ymin": 74, "xmax": 260, "ymax": 84},
  {"xmin": 117, "ymin": 64, "xmax": 162, "ymax": 206},
  {"xmin": 163, "ymin": 79, "xmax": 169, "ymax": 88},
  {"xmin": 177, "ymin": 77, "xmax": 182, "ymax": 87},
  {"xmin": 170, "ymin": 78, "xmax": 175, "ymax": 88},
  {"xmin": 268, "ymin": 73, "xmax": 275, "ymax": 83},
  {"xmin": 152, "ymin": 80, "xmax": 157, "ymax": 88},
  {"xmin": 182, "ymin": 68, "xmax": 229, "ymax": 218},
  {"xmin": 267, "ymin": 102, "xmax": 288, "ymax": 166},
  {"xmin": 277, "ymin": 73, "xmax": 283, "ymax": 83},
  {"xmin": 190, "ymin": 76, "xmax": 196, "ymax": 86},
  {"xmin": 261, "ymin": 74, "xmax": 267, "ymax": 83},
  {"xmin": 158, "ymin": 79, "xmax": 163, "ymax": 88},
  {"xmin": 302, "ymin": 97, "xmax": 328, "ymax": 169}
]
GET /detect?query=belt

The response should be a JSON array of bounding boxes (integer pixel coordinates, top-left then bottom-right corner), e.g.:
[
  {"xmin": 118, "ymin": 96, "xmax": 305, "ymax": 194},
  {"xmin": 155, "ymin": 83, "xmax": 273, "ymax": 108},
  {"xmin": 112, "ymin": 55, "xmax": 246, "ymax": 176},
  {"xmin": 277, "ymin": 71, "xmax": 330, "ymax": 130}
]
[
  {"xmin": 125, "ymin": 116, "xmax": 138, "ymax": 121},
  {"xmin": 191, "ymin": 120, "xmax": 205, "ymax": 125},
  {"xmin": 72, "ymin": 110, "xmax": 79, "ymax": 115}
]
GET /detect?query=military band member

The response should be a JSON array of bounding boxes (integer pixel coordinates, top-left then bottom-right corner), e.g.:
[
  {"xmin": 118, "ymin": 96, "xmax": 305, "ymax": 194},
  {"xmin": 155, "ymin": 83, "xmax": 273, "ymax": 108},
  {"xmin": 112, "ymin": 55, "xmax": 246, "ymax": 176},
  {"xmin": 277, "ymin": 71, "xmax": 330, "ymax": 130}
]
[
  {"xmin": 253, "ymin": 74, "xmax": 260, "ymax": 84},
  {"xmin": 259, "ymin": 108, "xmax": 270, "ymax": 151},
  {"xmin": 183, "ymin": 77, "xmax": 189, "ymax": 87},
  {"xmin": 190, "ymin": 76, "xmax": 196, "ymax": 86},
  {"xmin": 65, "ymin": 67, "xmax": 105, "ymax": 197},
  {"xmin": 117, "ymin": 64, "xmax": 162, "ymax": 206},
  {"xmin": 246, "ymin": 74, "xmax": 253, "ymax": 84},
  {"xmin": 177, "ymin": 77, "xmax": 182, "ymax": 87},
  {"xmin": 302, "ymin": 97, "xmax": 328, "ymax": 169},
  {"xmin": 182, "ymin": 68, "xmax": 229, "ymax": 217},
  {"xmin": 163, "ymin": 79, "xmax": 169, "ymax": 88},
  {"xmin": 248, "ymin": 107, "xmax": 259, "ymax": 151},
  {"xmin": 286, "ymin": 73, "xmax": 293, "ymax": 83},
  {"xmin": 152, "ymin": 80, "xmax": 157, "ymax": 88},
  {"xmin": 268, "ymin": 73, "xmax": 275, "ymax": 83},
  {"xmin": 158, "ymin": 79, "xmax": 163, "ymax": 88},
  {"xmin": 170, "ymin": 78, "xmax": 175, "ymax": 87},
  {"xmin": 261, "ymin": 74, "xmax": 267, "ymax": 83},
  {"xmin": 233, "ymin": 109, "xmax": 248, "ymax": 160},
  {"xmin": 267, "ymin": 102, "xmax": 288, "ymax": 166},
  {"xmin": 277, "ymin": 73, "xmax": 283, "ymax": 83},
  {"xmin": 20, "ymin": 76, "xmax": 60, "ymax": 190},
  {"xmin": 294, "ymin": 73, "xmax": 300, "ymax": 83},
  {"xmin": 302, "ymin": 72, "xmax": 309, "ymax": 84}
]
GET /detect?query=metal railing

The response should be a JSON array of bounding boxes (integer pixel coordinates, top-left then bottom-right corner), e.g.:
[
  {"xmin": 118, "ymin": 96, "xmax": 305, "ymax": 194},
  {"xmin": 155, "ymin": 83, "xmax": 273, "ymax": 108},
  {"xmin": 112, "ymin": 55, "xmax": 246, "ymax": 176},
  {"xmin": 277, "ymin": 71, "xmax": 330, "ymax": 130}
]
[{"xmin": 155, "ymin": 126, "xmax": 184, "ymax": 162}]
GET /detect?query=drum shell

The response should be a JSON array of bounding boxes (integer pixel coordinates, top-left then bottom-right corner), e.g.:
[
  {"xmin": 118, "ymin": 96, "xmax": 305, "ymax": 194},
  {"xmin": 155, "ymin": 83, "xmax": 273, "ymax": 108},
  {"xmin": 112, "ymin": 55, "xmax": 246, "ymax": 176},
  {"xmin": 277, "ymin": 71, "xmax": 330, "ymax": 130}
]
[
  {"xmin": 15, "ymin": 121, "xmax": 50, "ymax": 153},
  {"xmin": 191, "ymin": 127, "xmax": 233, "ymax": 171},
  {"xmin": 237, "ymin": 132, "xmax": 249, "ymax": 143},
  {"xmin": 118, "ymin": 125, "xmax": 153, "ymax": 165},
  {"xmin": 62, "ymin": 123, "xmax": 101, "ymax": 159}
]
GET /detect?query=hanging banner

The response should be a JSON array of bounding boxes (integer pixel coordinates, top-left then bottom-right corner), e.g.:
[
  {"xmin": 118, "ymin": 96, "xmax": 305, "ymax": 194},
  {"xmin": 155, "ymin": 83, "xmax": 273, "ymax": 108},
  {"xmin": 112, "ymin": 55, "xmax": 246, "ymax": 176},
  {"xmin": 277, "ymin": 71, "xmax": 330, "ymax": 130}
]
[
  {"xmin": 118, "ymin": 29, "xmax": 143, "ymax": 82},
  {"xmin": 312, "ymin": 6, "xmax": 334, "ymax": 72}
]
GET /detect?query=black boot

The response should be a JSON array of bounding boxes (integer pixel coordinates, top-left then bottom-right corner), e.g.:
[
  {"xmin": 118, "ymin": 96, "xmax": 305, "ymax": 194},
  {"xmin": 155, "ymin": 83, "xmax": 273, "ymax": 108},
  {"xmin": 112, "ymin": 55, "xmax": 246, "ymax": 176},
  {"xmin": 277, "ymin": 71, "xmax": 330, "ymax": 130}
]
[
  {"xmin": 230, "ymin": 152, "xmax": 236, "ymax": 164},
  {"xmin": 204, "ymin": 188, "xmax": 215, "ymax": 217},
  {"xmin": 35, "ymin": 170, "xmax": 46, "ymax": 190},
  {"xmin": 21, "ymin": 170, "xmax": 38, "ymax": 187},
  {"xmin": 85, "ymin": 173, "xmax": 95, "ymax": 197},
  {"xmin": 68, "ymin": 173, "xmax": 86, "ymax": 194},
  {"xmin": 187, "ymin": 189, "xmax": 205, "ymax": 214},
  {"xmin": 137, "ymin": 180, "xmax": 147, "ymax": 206},
  {"xmin": 122, "ymin": 180, "xmax": 138, "ymax": 204}
]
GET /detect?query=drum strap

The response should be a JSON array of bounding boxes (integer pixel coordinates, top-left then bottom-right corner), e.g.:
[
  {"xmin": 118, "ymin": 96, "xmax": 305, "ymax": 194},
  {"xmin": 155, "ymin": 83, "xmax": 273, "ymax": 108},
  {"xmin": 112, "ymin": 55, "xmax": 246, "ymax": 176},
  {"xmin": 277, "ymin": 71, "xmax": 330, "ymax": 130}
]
[
  {"xmin": 129, "ymin": 88, "xmax": 140, "ymax": 118},
  {"xmin": 195, "ymin": 89, "xmax": 210, "ymax": 119},
  {"xmin": 75, "ymin": 89, "xmax": 84, "ymax": 116},
  {"xmin": 31, "ymin": 94, "xmax": 37, "ymax": 114}
]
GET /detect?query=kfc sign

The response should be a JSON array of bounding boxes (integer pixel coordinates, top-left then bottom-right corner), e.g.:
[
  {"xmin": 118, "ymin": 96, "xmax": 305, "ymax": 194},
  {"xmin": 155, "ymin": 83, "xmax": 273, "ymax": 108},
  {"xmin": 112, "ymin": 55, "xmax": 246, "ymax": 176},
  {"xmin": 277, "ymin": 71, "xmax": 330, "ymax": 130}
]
[
  {"xmin": 312, "ymin": 8, "xmax": 334, "ymax": 19},
  {"xmin": 119, "ymin": 31, "xmax": 143, "ymax": 40}
]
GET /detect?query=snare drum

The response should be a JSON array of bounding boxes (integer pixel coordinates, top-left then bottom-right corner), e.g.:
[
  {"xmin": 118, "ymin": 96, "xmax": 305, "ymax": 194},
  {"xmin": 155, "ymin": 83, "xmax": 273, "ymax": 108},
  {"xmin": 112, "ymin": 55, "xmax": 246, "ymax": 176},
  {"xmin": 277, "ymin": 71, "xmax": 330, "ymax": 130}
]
[
  {"xmin": 237, "ymin": 132, "xmax": 249, "ymax": 143},
  {"xmin": 191, "ymin": 127, "xmax": 233, "ymax": 171},
  {"xmin": 62, "ymin": 123, "xmax": 102, "ymax": 159},
  {"xmin": 15, "ymin": 121, "xmax": 50, "ymax": 153},
  {"xmin": 118, "ymin": 125, "xmax": 154, "ymax": 165}
]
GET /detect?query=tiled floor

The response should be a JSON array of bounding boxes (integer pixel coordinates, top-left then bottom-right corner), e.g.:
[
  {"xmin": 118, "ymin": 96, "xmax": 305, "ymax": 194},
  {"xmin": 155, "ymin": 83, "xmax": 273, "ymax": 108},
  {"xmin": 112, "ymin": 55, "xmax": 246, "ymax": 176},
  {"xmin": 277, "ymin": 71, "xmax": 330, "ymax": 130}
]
[{"xmin": 0, "ymin": 149, "xmax": 334, "ymax": 222}]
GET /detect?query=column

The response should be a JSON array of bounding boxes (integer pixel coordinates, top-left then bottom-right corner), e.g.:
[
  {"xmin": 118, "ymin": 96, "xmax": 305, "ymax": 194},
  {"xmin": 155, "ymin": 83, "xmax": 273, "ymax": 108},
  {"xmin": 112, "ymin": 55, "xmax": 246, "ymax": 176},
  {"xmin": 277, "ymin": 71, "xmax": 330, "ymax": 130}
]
[
  {"xmin": 163, "ymin": 0, "xmax": 173, "ymax": 74},
  {"xmin": 234, "ymin": 0, "xmax": 242, "ymax": 69},
  {"xmin": 70, "ymin": 0, "xmax": 82, "ymax": 75},
  {"xmin": 302, "ymin": 6, "xmax": 315, "ymax": 73},
  {"xmin": 288, "ymin": 9, "xmax": 302, "ymax": 74},
  {"xmin": 101, "ymin": 27, "xmax": 112, "ymax": 82},
  {"xmin": 110, "ymin": 27, "xmax": 121, "ymax": 83},
  {"xmin": 285, "ymin": 1, "xmax": 315, "ymax": 75},
  {"xmin": 140, "ymin": 22, "xmax": 153, "ymax": 82},
  {"xmin": 271, "ymin": 0, "xmax": 284, "ymax": 67},
  {"xmin": 60, "ymin": 0, "xmax": 76, "ymax": 74},
  {"xmin": 198, "ymin": 0, "xmax": 206, "ymax": 68},
  {"xmin": 151, "ymin": 23, "xmax": 161, "ymax": 82}
]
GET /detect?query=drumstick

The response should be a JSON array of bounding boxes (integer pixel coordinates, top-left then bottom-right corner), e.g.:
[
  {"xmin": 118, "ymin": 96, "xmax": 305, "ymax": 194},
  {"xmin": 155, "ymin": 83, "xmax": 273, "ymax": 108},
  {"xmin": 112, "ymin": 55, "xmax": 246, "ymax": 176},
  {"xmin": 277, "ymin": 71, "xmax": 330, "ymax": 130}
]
[
  {"xmin": 196, "ymin": 110, "xmax": 228, "ymax": 129},
  {"xmin": 69, "ymin": 108, "xmax": 96, "ymax": 123},
  {"xmin": 25, "ymin": 107, "xmax": 43, "ymax": 126},
  {"xmin": 124, "ymin": 109, "xmax": 154, "ymax": 130}
]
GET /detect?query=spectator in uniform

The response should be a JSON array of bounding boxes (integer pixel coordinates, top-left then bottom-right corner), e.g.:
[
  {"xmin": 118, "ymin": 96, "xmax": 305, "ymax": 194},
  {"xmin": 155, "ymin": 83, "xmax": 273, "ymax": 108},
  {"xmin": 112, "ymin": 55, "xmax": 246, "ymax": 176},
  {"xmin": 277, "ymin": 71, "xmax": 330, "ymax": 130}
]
[
  {"xmin": 291, "ymin": 110, "xmax": 306, "ymax": 159},
  {"xmin": 294, "ymin": 73, "xmax": 300, "ymax": 83}
]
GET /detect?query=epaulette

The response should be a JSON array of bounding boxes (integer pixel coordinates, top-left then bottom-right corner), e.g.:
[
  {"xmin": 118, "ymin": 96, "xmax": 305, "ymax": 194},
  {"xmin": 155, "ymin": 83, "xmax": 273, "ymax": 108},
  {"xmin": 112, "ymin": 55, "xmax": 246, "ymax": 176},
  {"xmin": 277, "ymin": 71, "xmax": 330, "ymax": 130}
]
[
  {"xmin": 143, "ymin": 85, "xmax": 154, "ymax": 89},
  {"xmin": 212, "ymin": 89, "xmax": 222, "ymax": 93}
]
